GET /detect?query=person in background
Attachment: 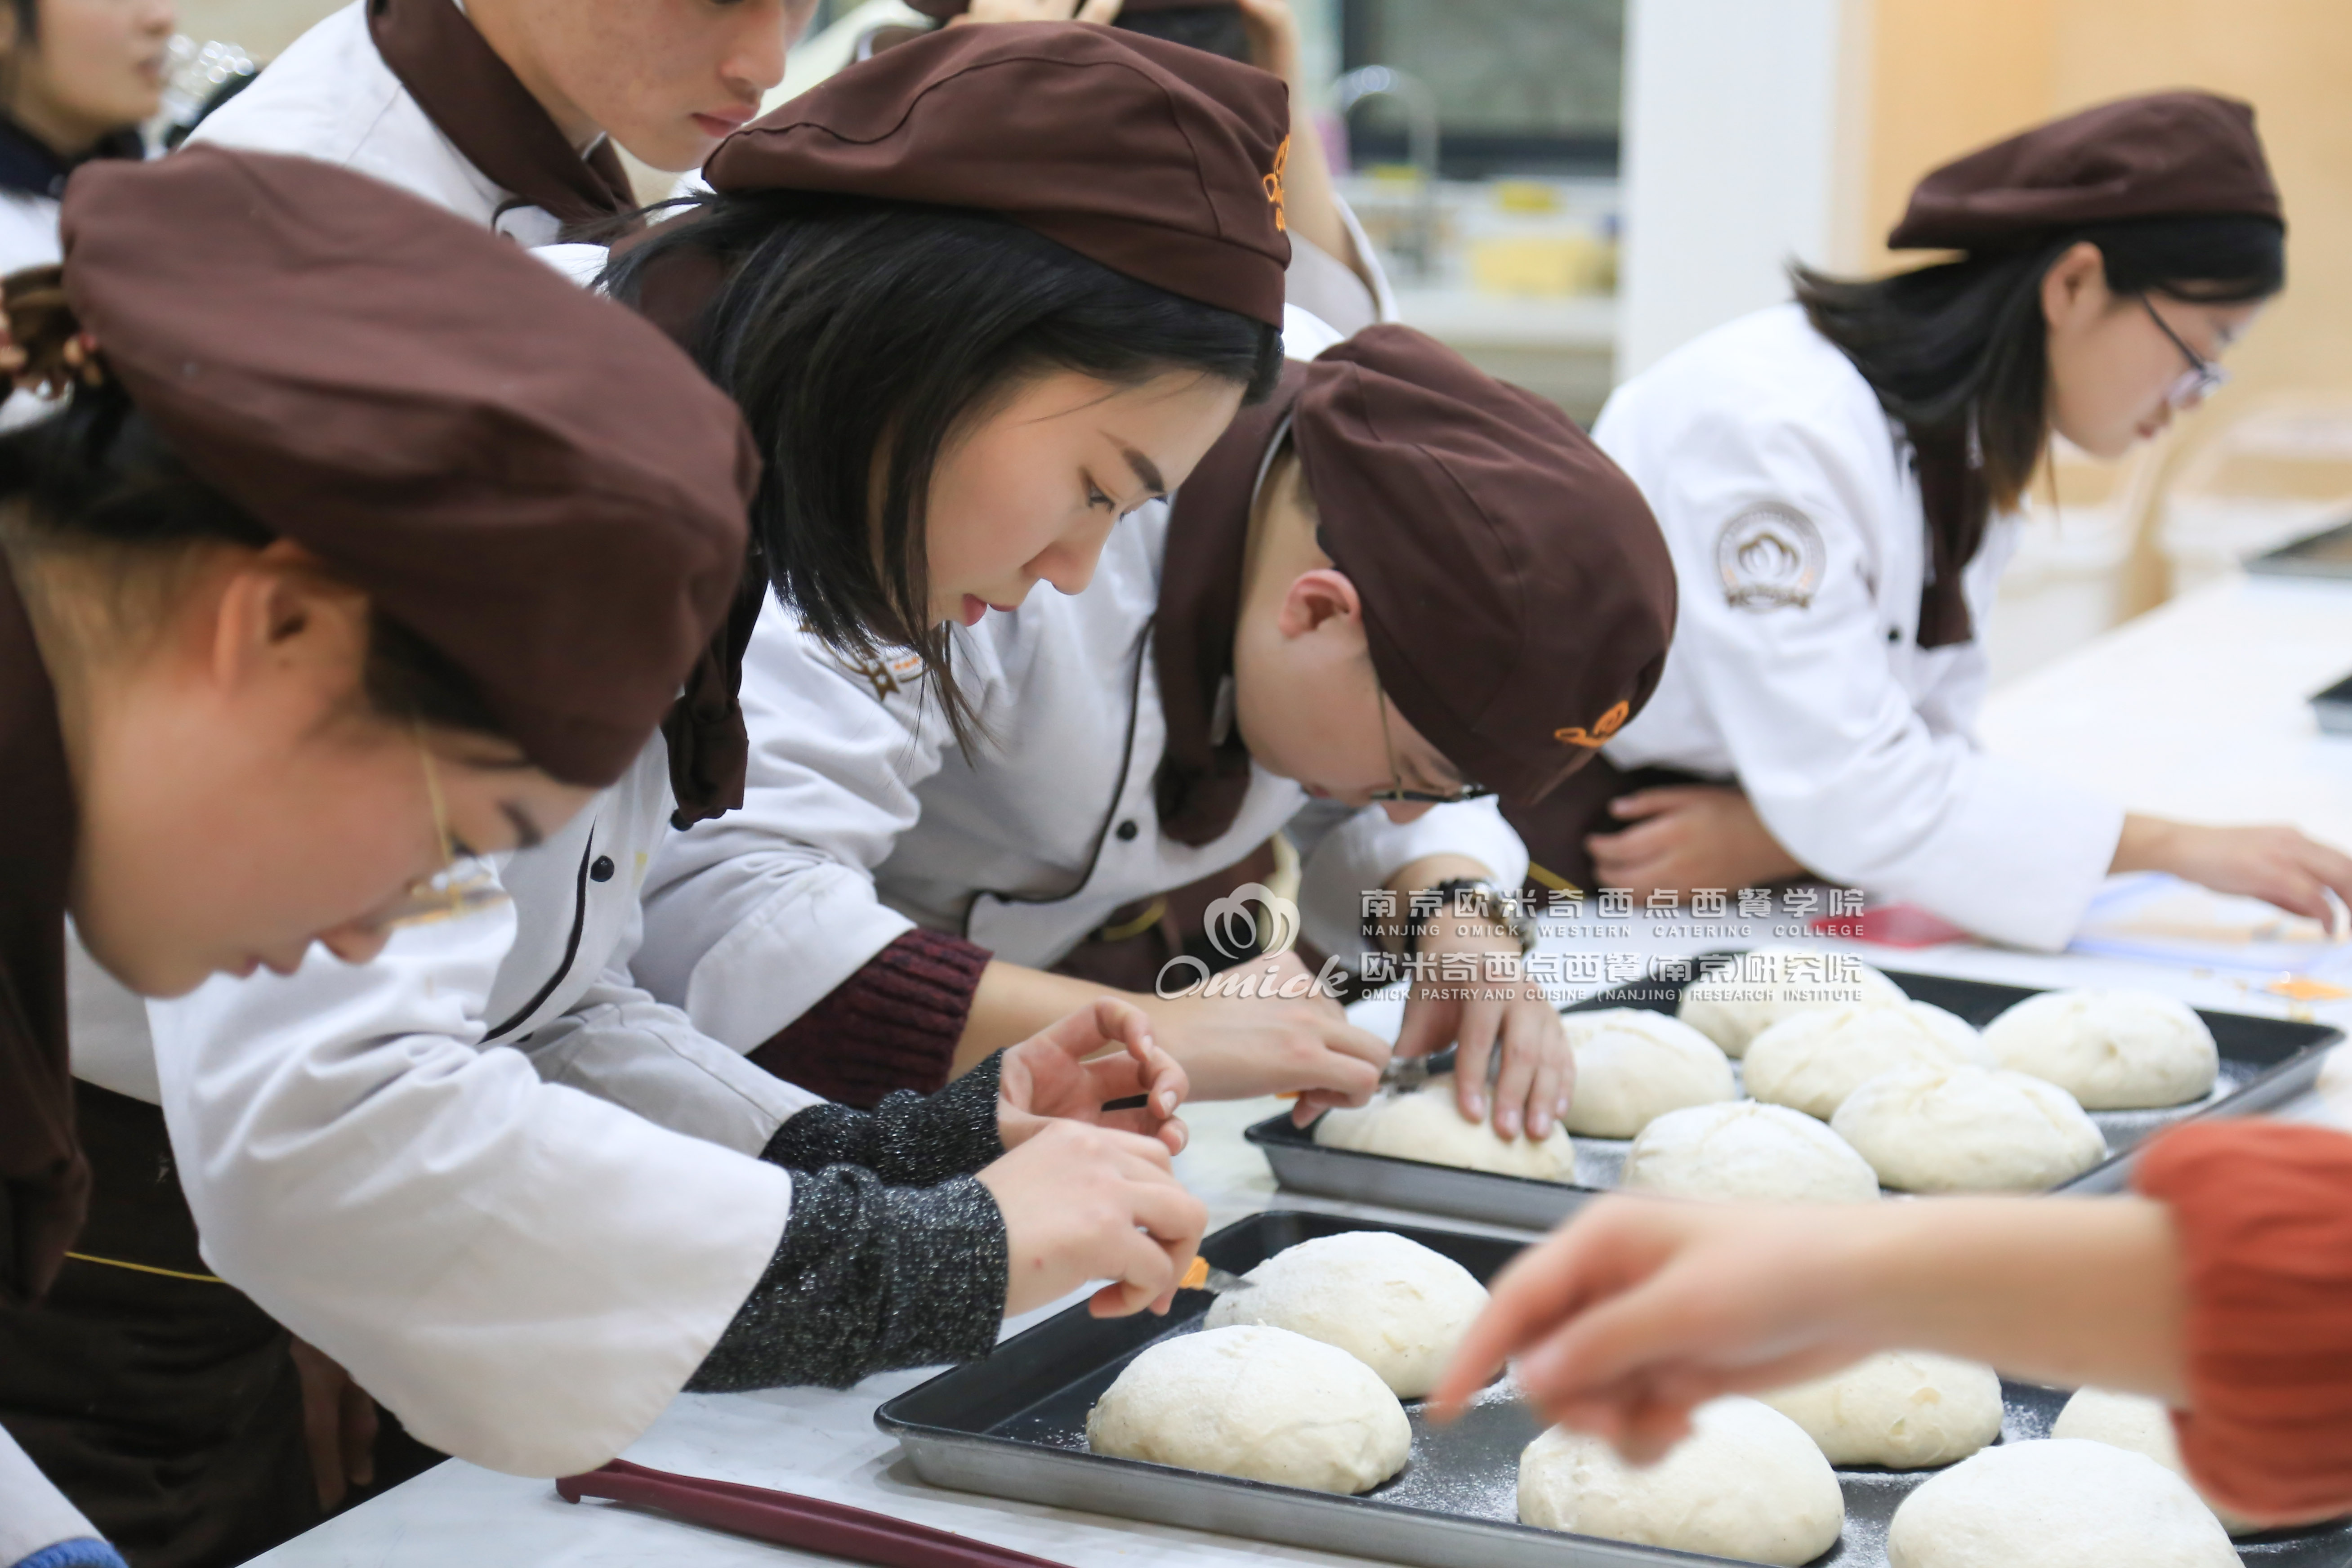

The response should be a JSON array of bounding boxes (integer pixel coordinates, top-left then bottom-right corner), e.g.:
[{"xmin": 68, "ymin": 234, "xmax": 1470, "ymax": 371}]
[
  {"xmin": 0, "ymin": 0, "xmax": 170, "ymax": 272},
  {"xmin": 637, "ymin": 320, "xmax": 1676, "ymax": 1143},
  {"xmin": 1434, "ymin": 1113, "xmax": 2352, "ymax": 1531},
  {"xmin": 0, "ymin": 144, "xmax": 751, "ymax": 1568},
  {"xmin": 1517, "ymin": 92, "xmax": 2352, "ymax": 951}
]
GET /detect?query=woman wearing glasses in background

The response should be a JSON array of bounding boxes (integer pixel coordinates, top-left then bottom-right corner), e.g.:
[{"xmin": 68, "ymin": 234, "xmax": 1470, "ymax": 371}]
[{"xmin": 1504, "ymin": 91, "xmax": 2352, "ymax": 953}]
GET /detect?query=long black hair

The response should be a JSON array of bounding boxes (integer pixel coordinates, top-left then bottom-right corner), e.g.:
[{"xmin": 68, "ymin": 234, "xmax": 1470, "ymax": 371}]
[
  {"xmin": 603, "ymin": 193, "xmax": 1283, "ymax": 746},
  {"xmin": 0, "ymin": 371, "xmax": 502, "ymax": 737},
  {"xmin": 1794, "ymin": 214, "xmax": 2283, "ymax": 509}
]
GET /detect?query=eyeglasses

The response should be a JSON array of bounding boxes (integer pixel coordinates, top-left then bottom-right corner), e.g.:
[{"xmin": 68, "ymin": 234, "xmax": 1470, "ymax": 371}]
[
  {"xmin": 2140, "ymin": 295, "xmax": 2229, "ymax": 411},
  {"xmin": 1368, "ymin": 671, "xmax": 1492, "ymax": 806},
  {"xmin": 361, "ymin": 729, "xmax": 511, "ymax": 934}
]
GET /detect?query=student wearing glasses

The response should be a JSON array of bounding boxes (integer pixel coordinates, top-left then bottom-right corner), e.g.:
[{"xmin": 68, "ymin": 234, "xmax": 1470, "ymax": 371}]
[
  {"xmin": 1516, "ymin": 92, "xmax": 2352, "ymax": 952},
  {"xmin": 638, "ymin": 321, "xmax": 1678, "ymax": 1145}
]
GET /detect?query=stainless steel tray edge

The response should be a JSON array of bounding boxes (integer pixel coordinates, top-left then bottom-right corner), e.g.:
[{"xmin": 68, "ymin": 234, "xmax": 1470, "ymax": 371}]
[
  {"xmin": 889, "ymin": 1423, "xmax": 1734, "ymax": 1568},
  {"xmin": 2058, "ymin": 1035, "xmax": 2337, "ymax": 1195},
  {"xmin": 1250, "ymin": 1130, "xmax": 1594, "ymax": 1232}
]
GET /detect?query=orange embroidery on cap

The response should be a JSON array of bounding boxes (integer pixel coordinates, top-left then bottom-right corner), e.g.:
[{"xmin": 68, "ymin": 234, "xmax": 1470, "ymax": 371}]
[
  {"xmin": 1263, "ymin": 136, "xmax": 1290, "ymax": 233},
  {"xmin": 1554, "ymin": 700, "xmax": 1629, "ymax": 749}
]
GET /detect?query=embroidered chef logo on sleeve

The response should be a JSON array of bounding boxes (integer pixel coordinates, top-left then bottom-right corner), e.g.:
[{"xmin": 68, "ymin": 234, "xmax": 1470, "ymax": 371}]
[
  {"xmin": 1554, "ymin": 699, "xmax": 1629, "ymax": 749},
  {"xmin": 1715, "ymin": 505, "xmax": 1826, "ymax": 611},
  {"xmin": 1263, "ymin": 135, "xmax": 1290, "ymax": 233}
]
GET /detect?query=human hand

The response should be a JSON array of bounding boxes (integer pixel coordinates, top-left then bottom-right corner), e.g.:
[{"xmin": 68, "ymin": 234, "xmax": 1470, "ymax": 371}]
[
  {"xmin": 950, "ymin": 0, "xmax": 1122, "ymax": 22},
  {"xmin": 2116, "ymin": 815, "xmax": 2352, "ymax": 935},
  {"xmin": 1585, "ymin": 786, "xmax": 1807, "ymax": 901},
  {"xmin": 1428, "ymin": 1198, "xmax": 1888, "ymax": 1463},
  {"xmin": 1397, "ymin": 922, "xmax": 1572, "ymax": 1140},
  {"xmin": 289, "ymin": 1336, "xmax": 378, "ymax": 1512},
  {"xmin": 978, "ymin": 1119, "xmax": 1207, "ymax": 1318},
  {"xmin": 999, "ymin": 996, "xmax": 1188, "ymax": 1156},
  {"xmin": 1148, "ymin": 948, "xmax": 1389, "ymax": 1123}
]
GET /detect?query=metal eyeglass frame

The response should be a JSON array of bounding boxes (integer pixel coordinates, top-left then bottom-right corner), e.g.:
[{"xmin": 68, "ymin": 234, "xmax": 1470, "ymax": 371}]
[
  {"xmin": 2140, "ymin": 295, "xmax": 2230, "ymax": 411},
  {"xmin": 1368, "ymin": 671, "xmax": 1492, "ymax": 806}
]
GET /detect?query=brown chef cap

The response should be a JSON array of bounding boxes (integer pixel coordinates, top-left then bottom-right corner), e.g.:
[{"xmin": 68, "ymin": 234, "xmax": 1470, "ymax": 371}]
[
  {"xmin": 700, "ymin": 22, "xmax": 1290, "ymax": 327},
  {"xmin": 1889, "ymin": 90, "xmax": 2282, "ymax": 252},
  {"xmin": 54, "ymin": 146, "xmax": 755, "ymax": 788},
  {"xmin": 1296, "ymin": 325, "xmax": 1677, "ymax": 808}
]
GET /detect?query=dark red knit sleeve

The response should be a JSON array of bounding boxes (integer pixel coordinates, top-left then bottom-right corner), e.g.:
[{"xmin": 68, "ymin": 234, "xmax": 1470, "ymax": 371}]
[
  {"xmin": 2135, "ymin": 1117, "xmax": 2352, "ymax": 1524},
  {"xmin": 746, "ymin": 929, "xmax": 990, "ymax": 1109}
]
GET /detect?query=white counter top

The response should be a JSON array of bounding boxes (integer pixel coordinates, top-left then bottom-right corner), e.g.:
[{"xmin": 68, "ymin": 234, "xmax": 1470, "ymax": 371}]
[{"xmin": 245, "ymin": 572, "xmax": 2352, "ymax": 1567}]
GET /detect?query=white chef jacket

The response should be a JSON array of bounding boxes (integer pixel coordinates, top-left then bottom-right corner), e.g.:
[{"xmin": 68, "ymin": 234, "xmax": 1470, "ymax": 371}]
[
  {"xmin": 98, "ymin": 1, "xmax": 822, "ymax": 1480},
  {"xmin": 635, "ymin": 479, "xmax": 1529, "ymax": 1053},
  {"xmin": 0, "ymin": 1427, "xmax": 98, "ymax": 1567},
  {"xmin": 1594, "ymin": 304, "xmax": 2123, "ymax": 951}
]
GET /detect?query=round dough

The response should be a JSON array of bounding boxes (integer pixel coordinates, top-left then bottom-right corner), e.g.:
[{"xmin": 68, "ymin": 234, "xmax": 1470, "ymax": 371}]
[
  {"xmin": 1745, "ymin": 1001, "xmax": 1991, "ymax": 1120},
  {"xmin": 2052, "ymin": 1387, "xmax": 2259, "ymax": 1535},
  {"xmin": 1677, "ymin": 945, "xmax": 1907, "ymax": 1056},
  {"xmin": 1886, "ymin": 1438, "xmax": 2238, "ymax": 1568},
  {"xmin": 1757, "ymin": 1351, "xmax": 2003, "ymax": 1469},
  {"xmin": 1832, "ymin": 1065, "xmax": 2107, "ymax": 1192},
  {"xmin": 1202, "ymin": 1231, "xmax": 1489, "ymax": 1399},
  {"xmin": 1558, "ymin": 1009, "xmax": 1736, "ymax": 1138},
  {"xmin": 1982, "ymin": 988, "xmax": 2219, "ymax": 1110},
  {"xmin": 1086, "ymin": 1325, "xmax": 1410, "ymax": 1494},
  {"xmin": 1313, "ymin": 1078, "xmax": 1575, "ymax": 1181},
  {"xmin": 1517, "ymin": 1397, "xmax": 1844, "ymax": 1567},
  {"xmin": 1621, "ymin": 1100, "xmax": 1881, "ymax": 1203}
]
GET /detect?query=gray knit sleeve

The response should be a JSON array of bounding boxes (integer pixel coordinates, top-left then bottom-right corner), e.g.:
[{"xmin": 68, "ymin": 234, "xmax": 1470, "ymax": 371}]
[
  {"xmin": 686, "ymin": 1167, "xmax": 1007, "ymax": 1393},
  {"xmin": 758, "ymin": 1052, "xmax": 1005, "ymax": 1186}
]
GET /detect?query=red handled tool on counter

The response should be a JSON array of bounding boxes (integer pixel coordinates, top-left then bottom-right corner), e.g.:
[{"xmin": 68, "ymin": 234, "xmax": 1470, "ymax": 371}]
[{"xmin": 555, "ymin": 1458, "xmax": 1073, "ymax": 1568}]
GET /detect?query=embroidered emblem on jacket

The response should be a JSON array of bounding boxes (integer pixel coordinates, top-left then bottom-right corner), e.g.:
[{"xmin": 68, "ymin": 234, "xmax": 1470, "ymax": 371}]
[{"xmin": 1716, "ymin": 505, "xmax": 1825, "ymax": 610}]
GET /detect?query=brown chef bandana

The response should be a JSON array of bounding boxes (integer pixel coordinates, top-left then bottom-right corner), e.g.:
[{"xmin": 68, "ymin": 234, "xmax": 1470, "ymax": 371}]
[
  {"xmin": 1887, "ymin": 91, "xmax": 2280, "ymax": 651},
  {"xmin": 694, "ymin": 22, "xmax": 1291, "ymax": 328},
  {"xmin": 49, "ymin": 145, "xmax": 755, "ymax": 788},
  {"xmin": 366, "ymin": 0, "xmax": 639, "ymax": 241},
  {"xmin": 1888, "ymin": 91, "xmax": 2282, "ymax": 254},
  {"xmin": 1156, "ymin": 327, "xmax": 1677, "ymax": 843},
  {"xmin": 905, "ymin": 0, "xmax": 1232, "ymax": 15},
  {"xmin": 0, "ymin": 558, "xmax": 86, "ymax": 1304}
]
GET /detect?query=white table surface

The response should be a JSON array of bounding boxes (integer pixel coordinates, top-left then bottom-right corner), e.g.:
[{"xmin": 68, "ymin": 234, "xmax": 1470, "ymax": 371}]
[{"xmin": 245, "ymin": 572, "xmax": 2352, "ymax": 1567}]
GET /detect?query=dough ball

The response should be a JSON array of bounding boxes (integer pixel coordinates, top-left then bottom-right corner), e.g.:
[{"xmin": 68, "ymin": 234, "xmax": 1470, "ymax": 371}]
[
  {"xmin": 2052, "ymin": 1387, "xmax": 2259, "ymax": 1535},
  {"xmin": 1982, "ymin": 988, "xmax": 2219, "ymax": 1110},
  {"xmin": 1518, "ymin": 1397, "xmax": 1844, "ymax": 1567},
  {"xmin": 1313, "ymin": 1078, "xmax": 1575, "ymax": 1181},
  {"xmin": 1621, "ymin": 1100, "xmax": 1881, "ymax": 1203},
  {"xmin": 1677, "ymin": 945, "xmax": 1907, "ymax": 1056},
  {"xmin": 1558, "ymin": 1008, "xmax": 1736, "ymax": 1138},
  {"xmin": 1757, "ymin": 1351, "xmax": 2003, "ymax": 1469},
  {"xmin": 1745, "ymin": 1001, "xmax": 1990, "ymax": 1120},
  {"xmin": 1886, "ymin": 1438, "xmax": 2238, "ymax": 1568},
  {"xmin": 1086, "ymin": 1325, "xmax": 1410, "ymax": 1494},
  {"xmin": 1202, "ymin": 1231, "xmax": 1489, "ymax": 1399},
  {"xmin": 1832, "ymin": 1065, "xmax": 2106, "ymax": 1192}
]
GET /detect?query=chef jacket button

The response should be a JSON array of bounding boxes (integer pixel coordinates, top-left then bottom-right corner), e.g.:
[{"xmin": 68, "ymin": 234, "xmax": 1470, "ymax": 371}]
[
  {"xmin": 1887, "ymin": 627, "xmax": 1901, "ymax": 643},
  {"xmin": 1115, "ymin": 819, "xmax": 1140, "ymax": 842},
  {"xmin": 589, "ymin": 854, "xmax": 616, "ymax": 883}
]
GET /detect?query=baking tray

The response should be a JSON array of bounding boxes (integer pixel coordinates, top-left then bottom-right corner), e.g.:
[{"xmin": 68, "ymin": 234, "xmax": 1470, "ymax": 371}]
[
  {"xmin": 877, "ymin": 1211, "xmax": 2348, "ymax": 1567},
  {"xmin": 2247, "ymin": 515, "xmax": 2352, "ymax": 581},
  {"xmin": 1246, "ymin": 960, "xmax": 2345, "ymax": 1228}
]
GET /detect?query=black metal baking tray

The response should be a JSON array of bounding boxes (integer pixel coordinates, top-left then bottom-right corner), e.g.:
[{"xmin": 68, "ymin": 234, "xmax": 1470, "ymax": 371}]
[
  {"xmin": 876, "ymin": 1211, "xmax": 2347, "ymax": 1567},
  {"xmin": 2247, "ymin": 514, "xmax": 2352, "ymax": 581},
  {"xmin": 2312, "ymin": 671, "xmax": 2352, "ymax": 738},
  {"xmin": 1246, "ymin": 961, "xmax": 2345, "ymax": 1228}
]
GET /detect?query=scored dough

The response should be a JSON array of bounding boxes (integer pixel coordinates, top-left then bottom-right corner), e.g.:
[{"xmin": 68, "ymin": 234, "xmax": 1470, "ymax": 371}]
[
  {"xmin": 1982, "ymin": 988, "xmax": 2219, "ymax": 1110},
  {"xmin": 1758, "ymin": 1350, "xmax": 2003, "ymax": 1469},
  {"xmin": 1203, "ymin": 1231, "xmax": 1489, "ymax": 1399},
  {"xmin": 1518, "ymin": 1397, "xmax": 1844, "ymax": 1567},
  {"xmin": 1086, "ymin": 1325, "xmax": 1411, "ymax": 1495},
  {"xmin": 1621, "ymin": 1100, "xmax": 1881, "ymax": 1203},
  {"xmin": 1886, "ymin": 1438, "xmax": 2239, "ymax": 1568},
  {"xmin": 1313, "ymin": 1077, "xmax": 1575, "ymax": 1181},
  {"xmin": 1677, "ymin": 944, "xmax": 1907, "ymax": 1056},
  {"xmin": 2052, "ymin": 1386, "xmax": 2260, "ymax": 1535},
  {"xmin": 1831, "ymin": 1065, "xmax": 2107, "ymax": 1192},
  {"xmin": 1558, "ymin": 1008, "xmax": 1736, "ymax": 1138},
  {"xmin": 1745, "ymin": 1001, "xmax": 1991, "ymax": 1120}
]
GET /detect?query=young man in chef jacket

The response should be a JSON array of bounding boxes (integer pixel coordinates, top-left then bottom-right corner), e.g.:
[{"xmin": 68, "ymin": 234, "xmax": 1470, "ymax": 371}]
[{"xmin": 638, "ymin": 322, "xmax": 1680, "ymax": 1141}]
